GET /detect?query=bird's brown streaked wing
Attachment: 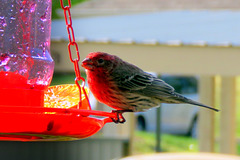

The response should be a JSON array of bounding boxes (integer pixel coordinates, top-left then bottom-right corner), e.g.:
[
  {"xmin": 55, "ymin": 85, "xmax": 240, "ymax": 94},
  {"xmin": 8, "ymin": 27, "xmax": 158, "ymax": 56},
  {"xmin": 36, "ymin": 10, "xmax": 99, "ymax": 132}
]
[{"xmin": 118, "ymin": 73, "xmax": 175, "ymax": 96}]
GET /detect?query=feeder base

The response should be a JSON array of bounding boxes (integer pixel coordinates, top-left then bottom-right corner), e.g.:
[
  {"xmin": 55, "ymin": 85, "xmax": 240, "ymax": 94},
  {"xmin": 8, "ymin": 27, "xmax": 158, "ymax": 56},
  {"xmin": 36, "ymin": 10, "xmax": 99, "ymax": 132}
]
[{"xmin": 0, "ymin": 111, "xmax": 108, "ymax": 141}]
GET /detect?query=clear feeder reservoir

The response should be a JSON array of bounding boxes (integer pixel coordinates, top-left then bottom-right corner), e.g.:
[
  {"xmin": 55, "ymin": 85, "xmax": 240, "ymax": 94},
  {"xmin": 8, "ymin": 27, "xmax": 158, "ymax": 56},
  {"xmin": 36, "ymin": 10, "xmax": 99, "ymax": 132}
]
[{"xmin": 0, "ymin": 0, "xmax": 54, "ymax": 107}]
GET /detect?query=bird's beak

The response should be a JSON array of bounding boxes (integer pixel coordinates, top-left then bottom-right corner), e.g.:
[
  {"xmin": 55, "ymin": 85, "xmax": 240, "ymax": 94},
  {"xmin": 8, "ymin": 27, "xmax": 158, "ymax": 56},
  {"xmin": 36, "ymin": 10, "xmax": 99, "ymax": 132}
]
[{"xmin": 81, "ymin": 58, "xmax": 94, "ymax": 70}]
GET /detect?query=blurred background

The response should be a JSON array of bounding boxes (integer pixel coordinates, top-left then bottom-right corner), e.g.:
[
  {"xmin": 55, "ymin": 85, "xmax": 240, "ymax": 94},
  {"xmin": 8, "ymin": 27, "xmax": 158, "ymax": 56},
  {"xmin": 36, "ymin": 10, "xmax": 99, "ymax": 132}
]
[{"xmin": 50, "ymin": 0, "xmax": 240, "ymax": 159}]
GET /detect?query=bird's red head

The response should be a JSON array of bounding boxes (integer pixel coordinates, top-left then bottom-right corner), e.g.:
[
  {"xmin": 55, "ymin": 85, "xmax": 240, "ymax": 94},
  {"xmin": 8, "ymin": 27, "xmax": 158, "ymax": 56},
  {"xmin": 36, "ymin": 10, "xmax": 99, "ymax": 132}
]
[{"xmin": 81, "ymin": 52, "xmax": 118, "ymax": 73}]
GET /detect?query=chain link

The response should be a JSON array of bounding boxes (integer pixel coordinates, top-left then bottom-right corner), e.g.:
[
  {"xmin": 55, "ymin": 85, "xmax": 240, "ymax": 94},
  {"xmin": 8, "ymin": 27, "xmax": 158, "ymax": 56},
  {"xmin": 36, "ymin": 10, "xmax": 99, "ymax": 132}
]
[
  {"xmin": 59, "ymin": 0, "xmax": 90, "ymax": 109},
  {"xmin": 68, "ymin": 42, "xmax": 79, "ymax": 62},
  {"xmin": 60, "ymin": 0, "xmax": 71, "ymax": 9}
]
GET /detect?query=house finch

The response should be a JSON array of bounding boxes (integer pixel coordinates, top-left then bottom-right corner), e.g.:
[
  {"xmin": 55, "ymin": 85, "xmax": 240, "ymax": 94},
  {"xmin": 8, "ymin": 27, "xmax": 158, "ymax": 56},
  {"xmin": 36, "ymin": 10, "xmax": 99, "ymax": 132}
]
[{"xmin": 81, "ymin": 52, "xmax": 219, "ymax": 123}]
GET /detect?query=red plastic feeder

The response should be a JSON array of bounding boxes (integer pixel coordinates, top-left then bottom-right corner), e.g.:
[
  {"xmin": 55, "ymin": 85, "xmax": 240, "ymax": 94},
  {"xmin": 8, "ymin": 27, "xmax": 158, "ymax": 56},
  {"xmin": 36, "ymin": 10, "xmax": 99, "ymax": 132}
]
[{"xmin": 0, "ymin": 0, "xmax": 116, "ymax": 141}]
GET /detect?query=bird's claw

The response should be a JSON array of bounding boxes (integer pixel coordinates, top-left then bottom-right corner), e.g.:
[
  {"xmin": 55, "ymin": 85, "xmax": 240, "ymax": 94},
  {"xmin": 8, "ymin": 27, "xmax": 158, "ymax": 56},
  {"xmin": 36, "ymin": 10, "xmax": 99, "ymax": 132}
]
[{"xmin": 111, "ymin": 110, "xmax": 126, "ymax": 124}]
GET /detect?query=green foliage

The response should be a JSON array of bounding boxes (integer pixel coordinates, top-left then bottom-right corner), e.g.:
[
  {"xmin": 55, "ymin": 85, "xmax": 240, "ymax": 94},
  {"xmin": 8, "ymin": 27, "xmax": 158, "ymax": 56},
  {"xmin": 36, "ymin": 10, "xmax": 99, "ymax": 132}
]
[
  {"xmin": 161, "ymin": 134, "xmax": 198, "ymax": 152},
  {"xmin": 133, "ymin": 131, "xmax": 240, "ymax": 155},
  {"xmin": 133, "ymin": 131, "xmax": 198, "ymax": 154},
  {"xmin": 52, "ymin": 0, "xmax": 86, "ymax": 19},
  {"xmin": 51, "ymin": 72, "xmax": 86, "ymax": 85}
]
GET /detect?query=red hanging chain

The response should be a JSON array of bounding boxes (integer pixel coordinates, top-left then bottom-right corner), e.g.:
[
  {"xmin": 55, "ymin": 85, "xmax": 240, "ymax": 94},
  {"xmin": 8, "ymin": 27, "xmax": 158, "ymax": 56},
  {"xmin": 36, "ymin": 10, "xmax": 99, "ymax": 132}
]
[{"xmin": 59, "ymin": 0, "xmax": 90, "ymax": 109}]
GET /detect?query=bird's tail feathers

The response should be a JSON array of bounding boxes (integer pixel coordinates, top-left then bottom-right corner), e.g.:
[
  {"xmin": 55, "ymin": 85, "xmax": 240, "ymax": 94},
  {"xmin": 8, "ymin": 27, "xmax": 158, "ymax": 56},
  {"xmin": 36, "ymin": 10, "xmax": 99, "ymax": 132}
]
[{"xmin": 173, "ymin": 93, "xmax": 219, "ymax": 112}]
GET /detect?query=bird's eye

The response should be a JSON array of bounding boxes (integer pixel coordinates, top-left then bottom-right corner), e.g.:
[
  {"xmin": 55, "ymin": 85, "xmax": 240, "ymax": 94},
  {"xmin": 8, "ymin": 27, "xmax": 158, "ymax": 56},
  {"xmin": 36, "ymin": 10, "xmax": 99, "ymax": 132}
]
[{"xmin": 97, "ymin": 58, "xmax": 104, "ymax": 64}]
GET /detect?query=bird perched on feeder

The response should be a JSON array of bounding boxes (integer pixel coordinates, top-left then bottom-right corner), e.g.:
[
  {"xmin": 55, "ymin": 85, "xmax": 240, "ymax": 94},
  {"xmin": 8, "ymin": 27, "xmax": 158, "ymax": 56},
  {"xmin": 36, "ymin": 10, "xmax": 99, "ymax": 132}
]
[{"xmin": 81, "ymin": 52, "xmax": 219, "ymax": 123}]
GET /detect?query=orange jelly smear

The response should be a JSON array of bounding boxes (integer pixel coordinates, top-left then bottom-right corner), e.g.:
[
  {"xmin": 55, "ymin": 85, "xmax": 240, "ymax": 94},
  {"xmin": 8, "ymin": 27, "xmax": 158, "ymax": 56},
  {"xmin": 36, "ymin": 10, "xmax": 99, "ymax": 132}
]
[
  {"xmin": 0, "ymin": 71, "xmax": 45, "ymax": 107},
  {"xmin": 44, "ymin": 84, "xmax": 90, "ymax": 110}
]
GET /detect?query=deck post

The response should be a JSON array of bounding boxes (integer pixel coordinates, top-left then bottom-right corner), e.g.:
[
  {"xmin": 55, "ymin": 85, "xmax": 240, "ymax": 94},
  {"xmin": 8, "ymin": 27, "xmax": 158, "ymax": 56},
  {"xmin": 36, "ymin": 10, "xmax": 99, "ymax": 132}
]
[
  {"xmin": 198, "ymin": 76, "xmax": 216, "ymax": 152},
  {"xmin": 220, "ymin": 76, "xmax": 237, "ymax": 154}
]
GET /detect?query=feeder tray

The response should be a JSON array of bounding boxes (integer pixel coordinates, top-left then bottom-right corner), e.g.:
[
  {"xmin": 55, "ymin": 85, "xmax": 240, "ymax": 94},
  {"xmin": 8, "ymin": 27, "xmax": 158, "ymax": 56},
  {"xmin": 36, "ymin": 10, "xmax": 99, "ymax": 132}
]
[
  {"xmin": 0, "ymin": 80, "xmax": 116, "ymax": 141},
  {"xmin": 0, "ymin": 83, "xmax": 115, "ymax": 141},
  {"xmin": 0, "ymin": 106, "xmax": 113, "ymax": 141}
]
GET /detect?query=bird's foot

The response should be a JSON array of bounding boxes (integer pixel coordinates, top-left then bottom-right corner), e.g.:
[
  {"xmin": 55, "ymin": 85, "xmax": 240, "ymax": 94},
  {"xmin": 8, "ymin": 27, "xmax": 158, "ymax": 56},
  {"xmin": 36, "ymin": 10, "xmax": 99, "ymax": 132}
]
[{"xmin": 111, "ymin": 110, "xmax": 133, "ymax": 124}]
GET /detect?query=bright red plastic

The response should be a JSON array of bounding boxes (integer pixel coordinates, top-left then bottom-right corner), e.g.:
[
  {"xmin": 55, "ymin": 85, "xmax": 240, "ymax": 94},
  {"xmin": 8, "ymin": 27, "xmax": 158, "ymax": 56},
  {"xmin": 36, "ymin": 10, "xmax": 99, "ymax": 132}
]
[
  {"xmin": 0, "ymin": 72, "xmax": 115, "ymax": 141},
  {"xmin": 0, "ymin": 71, "xmax": 45, "ymax": 107},
  {"xmin": 0, "ymin": 108, "xmax": 113, "ymax": 141}
]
